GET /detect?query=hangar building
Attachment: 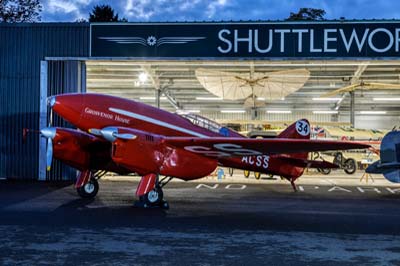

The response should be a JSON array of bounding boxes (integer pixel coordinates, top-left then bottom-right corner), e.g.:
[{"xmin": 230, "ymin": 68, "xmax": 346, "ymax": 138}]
[{"xmin": 1, "ymin": 21, "xmax": 400, "ymax": 180}]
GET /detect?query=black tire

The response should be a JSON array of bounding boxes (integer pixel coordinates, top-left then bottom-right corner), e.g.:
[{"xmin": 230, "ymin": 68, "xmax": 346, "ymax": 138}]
[
  {"xmin": 77, "ymin": 178, "xmax": 99, "ymax": 199},
  {"xmin": 228, "ymin": 168, "xmax": 234, "ymax": 177},
  {"xmin": 254, "ymin": 172, "xmax": 261, "ymax": 179},
  {"xmin": 244, "ymin": 170, "xmax": 250, "ymax": 178},
  {"xmin": 344, "ymin": 158, "xmax": 357, "ymax": 175},
  {"xmin": 143, "ymin": 187, "xmax": 164, "ymax": 206},
  {"xmin": 318, "ymin": 168, "xmax": 332, "ymax": 175}
]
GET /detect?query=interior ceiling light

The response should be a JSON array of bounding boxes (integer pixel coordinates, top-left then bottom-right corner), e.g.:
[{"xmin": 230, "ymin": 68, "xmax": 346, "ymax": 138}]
[
  {"xmin": 138, "ymin": 72, "xmax": 148, "ymax": 83},
  {"xmin": 313, "ymin": 110, "xmax": 339, "ymax": 114},
  {"xmin": 196, "ymin": 97, "xmax": 223, "ymax": 100},
  {"xmin": 373, "ymin": 98, "xmax": 400, "ymax": 101},
  {"xmin": 359, "ymin": 111, "xmax": 387, "ymax": 114},
  {"xmin": 176, "ymin": 109, "xmax": 200, "ymax": 114},
  {"xmin": 312, "ymin": 97, "xmax": 342, "ymax": 101},
  {"xmin": 266, "ymin": 110, "xmax": 292, "ymax": 114},
  {"xmin": 220, "ymin": 110, "xmax": 246, "ymax": 113}
]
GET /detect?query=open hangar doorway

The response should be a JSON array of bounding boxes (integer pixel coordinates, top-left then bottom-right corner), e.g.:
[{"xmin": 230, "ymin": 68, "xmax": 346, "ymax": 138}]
[
  {"xmin": 41, "ymin": 58, "xmax": 400, "ymax": 181},
  {"xmin": 84, "ymin": 59, "xmax": 400, "ymax": 179},
  {"xmin": 85, "ymin": 59, "xmax": 400, "ymax": 131}
]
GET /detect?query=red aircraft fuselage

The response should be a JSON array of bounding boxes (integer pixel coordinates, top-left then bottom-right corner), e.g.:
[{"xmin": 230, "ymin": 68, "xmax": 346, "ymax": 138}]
[{"xmin": 50, "ymin": 93, "xmax": 310, "ymax": 181}]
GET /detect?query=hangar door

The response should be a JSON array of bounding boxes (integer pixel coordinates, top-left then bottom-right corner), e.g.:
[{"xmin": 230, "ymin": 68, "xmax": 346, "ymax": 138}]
[{"xmin": 38, "ymin": 60, "xmax": 86, "ymax": 181}]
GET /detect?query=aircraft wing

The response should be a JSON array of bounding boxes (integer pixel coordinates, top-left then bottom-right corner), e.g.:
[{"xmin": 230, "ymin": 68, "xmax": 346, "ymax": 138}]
[{"xmin": 164, "ymin": 137, "xmax": 370, "ymax": 157}]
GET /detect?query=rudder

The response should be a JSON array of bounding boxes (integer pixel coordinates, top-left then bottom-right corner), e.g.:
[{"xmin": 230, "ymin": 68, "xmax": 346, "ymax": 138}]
[
  {"xmin": 277, "ymin": 119, "xmax": 311, "ymax": 184},
  {"xmin": 278, "ymin": 119, "xmax": 310, "ymax": 140}
]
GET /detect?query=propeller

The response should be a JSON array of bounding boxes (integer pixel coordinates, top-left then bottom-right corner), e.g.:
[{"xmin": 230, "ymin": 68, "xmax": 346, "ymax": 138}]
[
  {"xmin": 40, "ymin": 127, "xmax": 56, "ymax": 171},
  {"xmin": 39, "ymin": 96, "xmax": 57, "ymax": 171}
]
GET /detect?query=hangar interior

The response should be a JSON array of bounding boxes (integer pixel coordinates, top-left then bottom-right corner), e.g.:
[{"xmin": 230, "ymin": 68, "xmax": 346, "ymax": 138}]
[{"xmin": 84, "ymin": 60, "xmax": 400, "ymax": 131}]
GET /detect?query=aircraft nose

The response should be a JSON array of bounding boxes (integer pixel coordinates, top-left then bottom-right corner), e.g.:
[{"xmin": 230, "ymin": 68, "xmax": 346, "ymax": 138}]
[
  {"xmin": 47, "ymin": 96, "xmax": 56, "ymax": 108},
  {"xmin": 50, "ymin": 93, "xmax": 84, "ymax": 127}
]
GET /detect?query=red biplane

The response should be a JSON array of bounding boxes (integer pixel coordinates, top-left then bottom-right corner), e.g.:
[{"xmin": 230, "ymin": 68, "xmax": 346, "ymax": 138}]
[{"xmin": 36, "ymin": 93, "xmax": 369, "ymax": 208}]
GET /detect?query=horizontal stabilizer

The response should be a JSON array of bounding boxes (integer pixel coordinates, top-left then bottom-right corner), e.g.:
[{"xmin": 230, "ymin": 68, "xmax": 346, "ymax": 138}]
[{"xmin": 166, "ymin": 137, "xmax": 370, "ymax": 157}]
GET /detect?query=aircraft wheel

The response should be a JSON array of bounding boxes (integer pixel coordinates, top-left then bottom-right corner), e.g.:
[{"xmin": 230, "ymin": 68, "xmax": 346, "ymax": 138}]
[
  {"xmin": 143, "ymin": 187, "xmax": 164, "ymax": 207},
  {"xmin": 244, "ymin": 170, "xmax": 250, "ymax": 178},
  {"xmin": 318, "ymin": 168, "xmax": 331, "ymax": 175},
  {"xmin": 228, "ymin": 168, "xmax": 234, "ymax": 177},
  {"xmin": 344, "ymin": 158, "xmax": 357, "ymax": 175},
  {"xmin": 254, "ymin": 172, "xmax": 261, "ymax": 179},
  {"xmin": 77, "ymin": 178, "xmax": 99, "ymax": 199}
]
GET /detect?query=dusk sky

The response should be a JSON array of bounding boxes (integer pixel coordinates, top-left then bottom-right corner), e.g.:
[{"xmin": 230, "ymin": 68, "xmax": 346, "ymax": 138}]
[{"xmin": 41, "ymin": 0, "xmax": 400, "ymax": 22}]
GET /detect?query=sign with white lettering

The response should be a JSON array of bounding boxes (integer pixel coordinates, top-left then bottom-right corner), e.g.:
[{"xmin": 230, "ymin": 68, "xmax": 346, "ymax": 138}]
[{"xmin": 91, "ymin": 22, "xmax": 400, "ymax": 59}]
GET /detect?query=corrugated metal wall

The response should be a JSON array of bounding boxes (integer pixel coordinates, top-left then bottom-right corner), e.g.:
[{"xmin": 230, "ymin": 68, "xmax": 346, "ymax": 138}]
[
  {"xmin": 45, "ymin": 61, "xmax": 86, "ymax": 181},
  {"xmin": 0, "ymin": 23, "xmax": 89, "ymax": 180}
]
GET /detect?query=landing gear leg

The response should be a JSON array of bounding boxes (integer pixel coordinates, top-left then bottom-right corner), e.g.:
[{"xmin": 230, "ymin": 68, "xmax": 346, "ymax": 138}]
[
  {"xmin": 290, "ymin": 179, "xmax": 297, "ymax": 192},
  {"xmin": 76, "ymin": 170, "xmax": 99, "ymax": 199},
  {"xmin": 135, "ymin": 176, "xmax": 172, "ymax": 209}
]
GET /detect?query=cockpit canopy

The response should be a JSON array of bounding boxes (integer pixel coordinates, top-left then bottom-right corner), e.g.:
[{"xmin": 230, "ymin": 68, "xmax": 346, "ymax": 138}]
[{"xmin": 179, "ymin": 113, "xmax": 231, "ymax": 137}]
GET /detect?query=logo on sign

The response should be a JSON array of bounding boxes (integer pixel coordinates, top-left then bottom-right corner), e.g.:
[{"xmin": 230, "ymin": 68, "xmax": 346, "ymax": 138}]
[{"xmin": 98, "ymin": 36, "xmax": 206, "ymax": 47}]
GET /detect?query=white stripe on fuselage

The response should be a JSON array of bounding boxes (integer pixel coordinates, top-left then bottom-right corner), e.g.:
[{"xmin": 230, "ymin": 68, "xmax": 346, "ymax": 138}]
[{"xmin": 109, "ymin": 107, "xmax": 210, "ymax": 138}]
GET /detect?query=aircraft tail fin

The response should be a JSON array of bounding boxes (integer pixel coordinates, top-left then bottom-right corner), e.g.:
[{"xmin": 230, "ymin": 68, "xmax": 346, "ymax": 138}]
[
  {"xmin": 277, "ymin": 119, "xmax": 311, "ymax": 182},
  {"xmin": 278, "ymin": 119, "xmax": 310, "ymax": 140},
  {"xmin": 366, "ymin": 131, "xmax": 400, "ymax": 183}
]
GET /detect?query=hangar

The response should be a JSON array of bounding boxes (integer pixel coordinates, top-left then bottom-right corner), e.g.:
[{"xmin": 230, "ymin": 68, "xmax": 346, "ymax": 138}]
[{"xmin": 1, "ymin": 20, "xmax": 400, "ymax": 180}]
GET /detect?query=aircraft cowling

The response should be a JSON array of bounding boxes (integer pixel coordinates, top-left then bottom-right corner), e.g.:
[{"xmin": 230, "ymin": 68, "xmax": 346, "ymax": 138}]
[
  {"xmin": 111, "ymin": 129, "xmax": 217, "ymax": 179},
  {"xmin": 51, "ymin": 128, "xmax": 96, "ymax": 171}
]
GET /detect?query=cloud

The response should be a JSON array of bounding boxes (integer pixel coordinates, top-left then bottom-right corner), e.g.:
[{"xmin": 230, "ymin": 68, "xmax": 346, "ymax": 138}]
[
  {"xmin": 40, "ymin": 0, "xmax": 400, "ymax": 22},
  {"xmin": 42, "ymin": 0, "xmax": 94, "ymax": 21},
  {"xmin": 205, "ymin": 0, "xmax": 228, "ymax": 18},
  {"xmin": 124, "ymin": 0, "xmax": 156, "ymax": 20}
]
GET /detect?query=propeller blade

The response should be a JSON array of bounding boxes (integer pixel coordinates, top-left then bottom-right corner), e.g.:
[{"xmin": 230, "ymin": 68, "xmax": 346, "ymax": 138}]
[
  {"xmin": 48, "ymin": 108, "xmax": 53, "ymax": 127},
  {"xmin": 22, "ymin": 128, "xmax": 29, "ymax": 143},
  {"xmin": 46, "ymin": 137, "xmax": 53, "ymax": 171}
]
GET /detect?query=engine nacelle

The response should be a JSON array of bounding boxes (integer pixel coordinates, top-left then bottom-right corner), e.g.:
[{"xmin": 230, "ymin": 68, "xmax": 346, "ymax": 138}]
[
  {"xmin": 52, "ymin": 128, "xmax": 102, "ymax": 171},
  {"xmin": 111, "ymin": 128, "xmax": 217, "ymax": 179}
]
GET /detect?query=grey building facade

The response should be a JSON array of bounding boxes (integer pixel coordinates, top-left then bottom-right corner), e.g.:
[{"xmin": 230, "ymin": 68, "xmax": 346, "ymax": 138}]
[{"xmin": 0, "ymin": 23, "xmax": 89, "ymax": 180}]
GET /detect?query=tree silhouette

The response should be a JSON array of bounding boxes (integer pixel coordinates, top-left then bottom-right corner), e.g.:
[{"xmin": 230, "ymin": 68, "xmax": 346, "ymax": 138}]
[
  {"xmin": 89, "ymin": 4, "xmax": 127, "ymax": 22},
  {"xmin": 0, "ymin": 0, "xmax": 42, "ymax": 22},
  {"xmin": 287, "ymin": 8, "xmax": 326, "ymax": 21}
]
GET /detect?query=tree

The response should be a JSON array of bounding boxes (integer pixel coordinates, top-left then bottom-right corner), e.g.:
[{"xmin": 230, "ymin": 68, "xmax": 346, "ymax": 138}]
[
  {"xmin": 89, "ymin": 4, "xmax": 127, "ymax": 22},
  {"xmin": 286, "ymin": 8, "xmax": 326, "ymax": 21},
  {"xmin": 0, "ymin": 0, "xmax": 42, "ymax": 22}
]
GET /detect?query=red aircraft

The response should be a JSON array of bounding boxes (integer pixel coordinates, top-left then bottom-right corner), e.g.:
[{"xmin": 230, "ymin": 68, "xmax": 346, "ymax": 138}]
[{"xmin": 37, "ymin": 93, "xmax": 369, "ymax": 209}]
